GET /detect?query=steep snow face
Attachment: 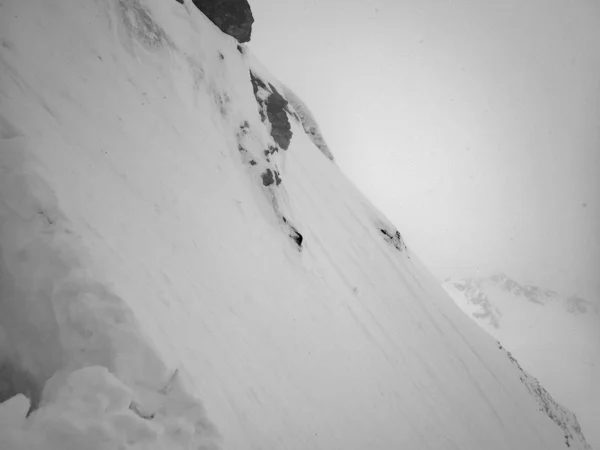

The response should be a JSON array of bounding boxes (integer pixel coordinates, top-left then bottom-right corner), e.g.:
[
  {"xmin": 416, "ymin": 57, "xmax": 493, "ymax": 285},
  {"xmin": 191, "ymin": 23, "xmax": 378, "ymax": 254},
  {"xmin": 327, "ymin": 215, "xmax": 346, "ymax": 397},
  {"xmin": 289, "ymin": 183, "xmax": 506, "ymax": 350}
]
[
  {"xmin": 0, "ymin": 0, "xmax": 591, "ymax": 449},
  {"xmin": 445, "ymin": 274, "xmax": 600, "ymax": 449}
]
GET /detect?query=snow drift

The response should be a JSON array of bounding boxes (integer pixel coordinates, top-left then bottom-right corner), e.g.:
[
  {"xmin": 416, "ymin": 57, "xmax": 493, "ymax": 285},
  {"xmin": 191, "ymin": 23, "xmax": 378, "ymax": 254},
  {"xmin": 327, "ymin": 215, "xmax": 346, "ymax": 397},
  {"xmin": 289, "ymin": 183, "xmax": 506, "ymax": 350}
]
[{"xmin": 0, "ymin": 0, "xmax": 591, "ymax": 449}]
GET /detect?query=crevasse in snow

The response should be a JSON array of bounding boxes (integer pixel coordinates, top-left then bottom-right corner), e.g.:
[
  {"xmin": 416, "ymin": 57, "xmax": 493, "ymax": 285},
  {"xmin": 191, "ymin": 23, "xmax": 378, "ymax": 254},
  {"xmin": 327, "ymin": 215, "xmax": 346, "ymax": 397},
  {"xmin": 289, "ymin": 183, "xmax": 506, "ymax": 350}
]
[{"xmin": 0, "ymin": 0, "xmax": 591, "ymax": 449}]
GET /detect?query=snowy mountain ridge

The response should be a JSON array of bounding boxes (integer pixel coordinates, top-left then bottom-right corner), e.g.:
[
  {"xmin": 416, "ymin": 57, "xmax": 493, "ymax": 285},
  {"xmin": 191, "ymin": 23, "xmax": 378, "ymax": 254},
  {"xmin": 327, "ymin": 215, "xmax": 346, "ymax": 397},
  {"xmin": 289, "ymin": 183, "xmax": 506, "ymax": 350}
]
[
  {"xmin": 444, "ymin": 273, "xmax": 599, "ymax": 449},
  {"xmin": 445, "ymin": 273, "xmax": 599, "ymax": 326},
  {"xmin": 499, "ymin": 343, "xmax": 588, "ymax": 449},
  {"xmin": 0, "ymin": 0, "xmax": 592, "ymax": 449}
]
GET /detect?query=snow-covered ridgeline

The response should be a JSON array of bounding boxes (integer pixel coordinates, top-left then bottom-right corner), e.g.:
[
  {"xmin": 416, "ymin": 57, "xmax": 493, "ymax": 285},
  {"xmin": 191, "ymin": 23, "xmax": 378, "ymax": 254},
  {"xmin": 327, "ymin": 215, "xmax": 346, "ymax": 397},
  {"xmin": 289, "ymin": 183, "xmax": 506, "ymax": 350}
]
[
  {"xmin": 444, "ymin": 274, "xmax": 599, "ymax": 449},
  {"xmin": 282, "ymin": 85, "xmax": 334, "ymax": 161}
]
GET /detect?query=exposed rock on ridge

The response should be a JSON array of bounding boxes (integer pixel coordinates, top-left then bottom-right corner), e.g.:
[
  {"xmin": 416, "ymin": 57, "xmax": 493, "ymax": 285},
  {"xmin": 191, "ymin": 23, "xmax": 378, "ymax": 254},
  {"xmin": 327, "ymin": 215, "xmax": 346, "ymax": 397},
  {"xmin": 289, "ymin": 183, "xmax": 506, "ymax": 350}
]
[
  {"xmin": 379, "ymin": 227, "xmax": 407, "ymax": 252},
  {"xmin": 447, "ymin": 278, "xmax": 501, "ymax": 328},
  {"xmin": 448, "ymin": 274, "xmax": 599, "ymax": 314},
  {"xmin": 192, "ymin": 0, "xmax": 254, "ymax": 43},
  {"xmin": 498, "ymin": 343, "xmax": 591, "ymax": 449},
  {"xmin": 248, "ymin": 70, "xmax": 334, "ymax": 160},
  {"xmin": 249, "ymin": 70, "xmax": 293, "ymax": 150}
]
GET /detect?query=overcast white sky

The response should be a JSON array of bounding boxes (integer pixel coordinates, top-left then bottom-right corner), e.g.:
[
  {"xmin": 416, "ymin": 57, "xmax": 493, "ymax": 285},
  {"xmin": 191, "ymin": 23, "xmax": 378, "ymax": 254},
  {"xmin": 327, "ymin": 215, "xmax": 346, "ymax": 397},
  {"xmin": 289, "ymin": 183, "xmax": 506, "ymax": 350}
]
[{"xmin": 248, "ymin": 0, "xmax": 600, "ymax": 300}]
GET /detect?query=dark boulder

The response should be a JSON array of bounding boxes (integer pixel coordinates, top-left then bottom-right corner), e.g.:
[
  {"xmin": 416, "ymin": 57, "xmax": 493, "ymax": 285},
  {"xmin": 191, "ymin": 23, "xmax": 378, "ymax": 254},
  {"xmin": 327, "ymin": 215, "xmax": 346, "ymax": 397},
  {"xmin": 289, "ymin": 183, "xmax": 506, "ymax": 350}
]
[
  {"xmin": 261, "ymin": 168, "xmax": 275, "ymax": 186},
  {"xmin": 192, "ymin": 0, "xmax": 254, "ymax": 43},
  {"xmin": 265, "ymin": 87, "xmax": 292, "ymax": 150},
  {"xmin": 249, "ymin": 71, "xmax": 293, "ymax": 150}
]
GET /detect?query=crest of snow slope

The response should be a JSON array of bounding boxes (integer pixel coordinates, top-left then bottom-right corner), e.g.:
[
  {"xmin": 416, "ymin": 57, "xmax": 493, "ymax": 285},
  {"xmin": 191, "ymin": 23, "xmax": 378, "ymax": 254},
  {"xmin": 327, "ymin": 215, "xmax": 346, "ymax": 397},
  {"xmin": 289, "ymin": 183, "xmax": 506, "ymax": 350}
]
[
  {"xmin": 245, "ymin": 53, "xmax": 333, "ymax": 161},
  {"xmin": 0, "ymin": 0, "xmax": 591, "ymax": 449},
  {"xmin": 444, "ymin": 274, "xmax": 600, "ymax": 449},
  {"xmin": 282, "ymin": 85, "xmax": 334, "ymax": 161}
]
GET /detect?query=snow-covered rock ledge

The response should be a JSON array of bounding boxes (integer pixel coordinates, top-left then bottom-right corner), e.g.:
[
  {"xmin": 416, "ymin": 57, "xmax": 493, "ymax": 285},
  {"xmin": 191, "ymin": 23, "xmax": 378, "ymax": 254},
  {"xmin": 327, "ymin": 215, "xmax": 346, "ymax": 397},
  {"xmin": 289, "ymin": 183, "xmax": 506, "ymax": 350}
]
[{"xmin": 283, "ymin": 86, "xmax": 335, "ymax": 161}]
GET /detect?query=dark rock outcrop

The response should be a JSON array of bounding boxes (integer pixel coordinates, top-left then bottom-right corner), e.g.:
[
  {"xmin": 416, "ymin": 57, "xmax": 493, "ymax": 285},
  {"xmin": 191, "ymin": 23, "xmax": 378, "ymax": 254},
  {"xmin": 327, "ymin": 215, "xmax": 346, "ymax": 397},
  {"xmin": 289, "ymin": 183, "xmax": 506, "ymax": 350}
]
[
  {"xmin": 282, "ymin": 217, "xmax": 303, "ymax": 247},
  {"xmin": 379, "ymin": 228, "xmax": 407, "ymax": 252},
  {"xmin": 249, "ymin": 71, "xmax": 293, "ymax": 150},
  {"xmin": 260, "ymin": 168, "xmax": 283, "ymax": 187},
  {"xmin": 261, "ymin": 169, "xmax": 275, "ymax": 186},
  {"xmin": 265, "ymin": 86, "xmax": 292, "ymax": 150},
  {"xmin": 192, "ymin": 0, "xmax": 254, "ymax": 43}
]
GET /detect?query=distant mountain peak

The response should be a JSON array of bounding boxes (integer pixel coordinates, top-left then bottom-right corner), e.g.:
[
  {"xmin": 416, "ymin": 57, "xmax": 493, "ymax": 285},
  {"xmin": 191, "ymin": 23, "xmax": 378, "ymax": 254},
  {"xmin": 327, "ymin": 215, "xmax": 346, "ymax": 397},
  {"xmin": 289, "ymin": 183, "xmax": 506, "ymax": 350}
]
[
  {"xmin": 489, "ymin": 272, "xmax": 510, "ymax": 283},
  {"xmin": 566, "ymin": 295, "xmax": 599, "ymax": 315},
  {"xmin": 444, "ymin": 272, "xmax": 599, "ymax": 448},
  {"xmin": 444, "ymin": 278, "xmax": 501, "ymax": 328},
  {"xmin": 445, "ymin": 273, "xmax": 599, "ymax": 312}
]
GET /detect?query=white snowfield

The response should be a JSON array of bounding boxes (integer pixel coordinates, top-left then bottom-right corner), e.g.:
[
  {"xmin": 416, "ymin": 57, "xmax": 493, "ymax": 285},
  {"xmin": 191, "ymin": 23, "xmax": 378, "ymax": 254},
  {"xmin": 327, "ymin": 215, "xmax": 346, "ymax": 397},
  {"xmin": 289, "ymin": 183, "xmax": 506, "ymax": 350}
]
[{"xmin": 0, "ymin": 1, "xmax": 591, "ymax": 449}]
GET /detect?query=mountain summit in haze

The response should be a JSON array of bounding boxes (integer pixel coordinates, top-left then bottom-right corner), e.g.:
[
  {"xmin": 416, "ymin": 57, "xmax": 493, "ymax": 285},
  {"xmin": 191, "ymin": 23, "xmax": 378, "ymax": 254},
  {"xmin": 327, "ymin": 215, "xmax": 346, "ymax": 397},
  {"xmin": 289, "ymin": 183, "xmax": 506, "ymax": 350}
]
[
  {"xmin": 0, "ymin": 0, "xmax": 592, "ymax": 449},
  {"xmin": 444, "ymin": 273, "xmax": 600, "ymax": 449}
]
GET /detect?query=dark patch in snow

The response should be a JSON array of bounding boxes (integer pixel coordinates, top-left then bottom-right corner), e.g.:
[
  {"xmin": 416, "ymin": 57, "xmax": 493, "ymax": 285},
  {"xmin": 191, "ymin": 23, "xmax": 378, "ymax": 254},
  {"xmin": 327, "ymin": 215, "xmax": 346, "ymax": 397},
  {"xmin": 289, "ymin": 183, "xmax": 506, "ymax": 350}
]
[
  {"xmin": 291, "ymin": 229, "xmax": 303, "ymax": 247},
  {"xmin": 250, "ymin": 71, "xmax": 267, "ymax": 93},
  {"xmin": 249, "ymin": 71, "xmax": 268, "ymax": 123},
  {"xmin": 379, "ymin": 228, "xmax": 407, "ymax": 252},
  {"xmin": 261, "ymin": 169, "xmax": 275, "ymax": 186},
  {"xmin": 281, "ymin": 217, "xmax": 303, "ymax": 247},
  {"xmin": 191, "ymin": 0, "xmax": 254, "ymax": 43},
  {"xmin": 265, "ymin": 87, "xmax": 292, "ymax": 150},
  {"xmin": 249, "ymin": 71, "xmax": 293, "ymax": 150},
  {"xmin": 264, "ymin": 145, "xmax": 278, "ymax": 156}
]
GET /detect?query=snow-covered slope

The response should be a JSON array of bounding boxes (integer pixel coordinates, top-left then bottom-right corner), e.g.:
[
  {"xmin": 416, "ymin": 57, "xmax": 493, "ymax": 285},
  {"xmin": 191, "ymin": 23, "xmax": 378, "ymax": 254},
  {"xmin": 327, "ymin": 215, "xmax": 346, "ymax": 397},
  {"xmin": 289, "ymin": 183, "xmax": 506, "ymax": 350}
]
[
  {"xmin": 444, "ymin": 274, "xmax": 600, "ymax": 449},
  {"xmin": 0, "ymin": 0, "xmax": 591, "ymax": 448}
]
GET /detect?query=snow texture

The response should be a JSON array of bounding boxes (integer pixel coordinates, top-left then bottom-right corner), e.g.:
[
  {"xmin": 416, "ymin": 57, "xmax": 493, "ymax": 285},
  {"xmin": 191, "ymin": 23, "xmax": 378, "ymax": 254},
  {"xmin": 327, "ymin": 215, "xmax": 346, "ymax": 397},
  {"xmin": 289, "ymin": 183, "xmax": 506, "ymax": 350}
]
[{"xmin": 0, "ymin": 0, "xmax": 592, "ymax": 448}]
